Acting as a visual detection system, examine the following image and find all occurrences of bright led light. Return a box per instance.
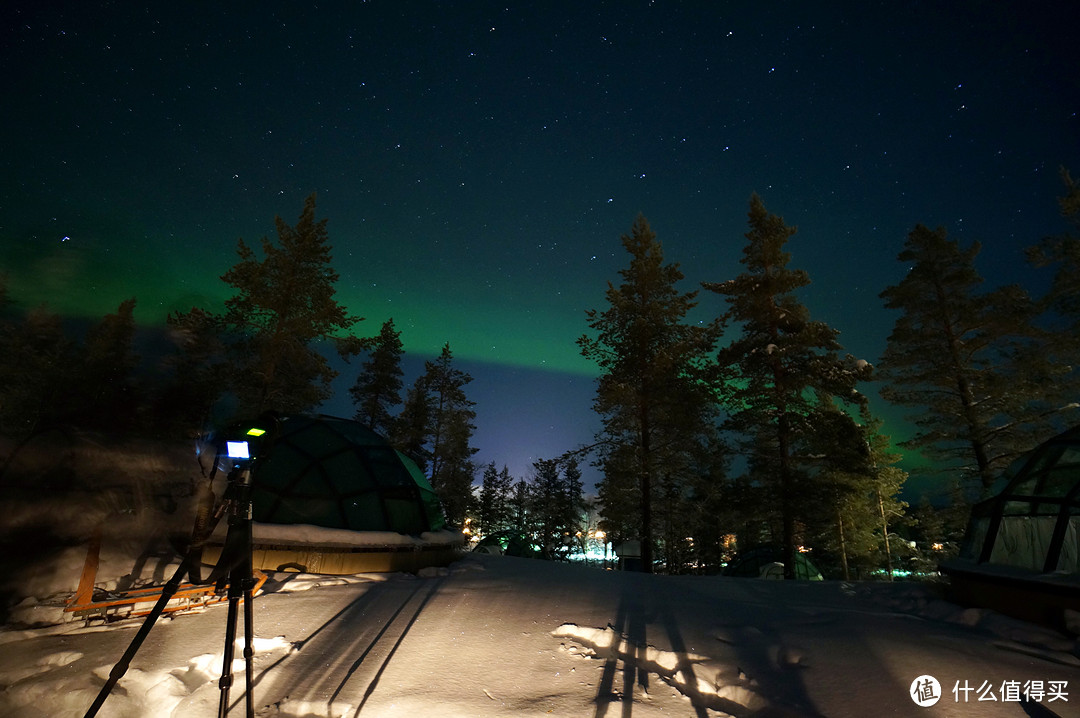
[226,441,250,459]
[246,427,266,436]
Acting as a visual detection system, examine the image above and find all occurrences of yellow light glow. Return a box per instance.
[246,427,266,437]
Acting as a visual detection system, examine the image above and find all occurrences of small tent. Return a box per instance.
[722,544,824,581]
[941,425,1080,629]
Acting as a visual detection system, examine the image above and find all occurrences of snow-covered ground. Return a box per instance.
[1,545,1078,718]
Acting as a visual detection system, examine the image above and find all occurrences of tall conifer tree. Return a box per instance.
[417,343,478,528]
[579,214,723,573]
[704,194,871,578]
[879,224,1064,490]
[350,318,404,436]
[477,462,514,538]
[217,193,361,417]
[392,381,432,469]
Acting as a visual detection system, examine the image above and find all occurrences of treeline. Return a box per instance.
[0,195,482,529]
[470,458,589,560]
[2,170,1077,579]
[577,170,1079,577]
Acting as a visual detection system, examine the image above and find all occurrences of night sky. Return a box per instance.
[2,2,1078,493]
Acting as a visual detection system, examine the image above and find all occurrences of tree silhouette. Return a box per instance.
[879,223,1068,490]
[350,318,404,436]
[704,194,871,578]
[477,462,514,538]
[579,214,723,573]
[395,343,478,528]
[217,193,362,417]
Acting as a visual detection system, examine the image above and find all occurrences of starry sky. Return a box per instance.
[2,2,1078,493]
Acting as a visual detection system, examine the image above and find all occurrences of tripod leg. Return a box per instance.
[217,593,240,718]
[84,558,188,718]
[243,585,255,718]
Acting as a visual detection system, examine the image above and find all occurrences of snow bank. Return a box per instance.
[238,522,464,550]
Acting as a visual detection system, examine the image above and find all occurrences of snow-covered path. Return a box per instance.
[1,554,1078,717]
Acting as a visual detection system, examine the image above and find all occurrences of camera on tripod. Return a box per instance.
[223,425,268,462]
[85,417,277,718]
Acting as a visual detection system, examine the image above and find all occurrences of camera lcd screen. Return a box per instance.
[226,441,250,459]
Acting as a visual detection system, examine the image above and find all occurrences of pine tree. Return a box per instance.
[562,456,585,539]
[477,462,514,538]
[578,215,724,573]
[417,343,478,528]
[865,422,910,579]
[391,380,432,470]
[703,194,871,579]
[350,318,404,436]
[683,449,733,573]
[530,459,565,559]
[511,479,533,539]
[878,224,1065,491]
[801,405,908,580]
[526,457,586,560]
[217,193,362,417]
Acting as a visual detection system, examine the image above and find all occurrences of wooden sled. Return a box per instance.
[64,529,266,622]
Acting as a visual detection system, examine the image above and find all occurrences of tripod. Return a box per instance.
[83,460,260,718]
[213,463,258,718]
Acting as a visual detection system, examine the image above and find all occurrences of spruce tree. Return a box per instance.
[801,405,907,580]
[509,478,533,552]
[417,343,478,528]
[391,380,432,470]
[530,458,565,559]
[703,194,871,579]
[878,224,1063,491]
[479,462,511,535]
[579,215,724,573]
[217,193,361,417]
[350,318,404,436]
[477,462,514,538]
[562,456,585,540]
[526,457,586,560]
